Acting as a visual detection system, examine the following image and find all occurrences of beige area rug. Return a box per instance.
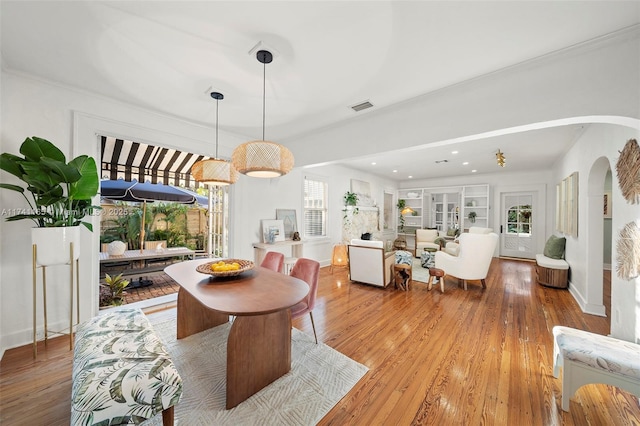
[143,309,368,425]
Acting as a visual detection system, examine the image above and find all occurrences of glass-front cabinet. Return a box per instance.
[430,191,461,232]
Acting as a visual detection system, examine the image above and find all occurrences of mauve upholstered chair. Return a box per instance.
[289,258,320,344]
[260,251,284,273]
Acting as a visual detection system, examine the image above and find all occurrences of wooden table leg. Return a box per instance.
[226,309,291,409]
[176,287,228,339]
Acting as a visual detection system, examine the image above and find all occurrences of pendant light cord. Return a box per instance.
[262,60,266,141]
[215,97,219,158]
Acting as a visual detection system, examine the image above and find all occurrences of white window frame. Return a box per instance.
[303,175,328,239]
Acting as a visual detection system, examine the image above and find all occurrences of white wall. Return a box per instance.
[553,123,640,342]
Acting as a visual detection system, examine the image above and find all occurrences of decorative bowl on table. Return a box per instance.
[196,259,254,277]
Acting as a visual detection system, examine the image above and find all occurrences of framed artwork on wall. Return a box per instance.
[604,191,612,218]
[276,209,298,239]
[261,219,285,243]
[555,172,579,237]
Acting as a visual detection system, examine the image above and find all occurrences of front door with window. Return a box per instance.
[500,192,536,259]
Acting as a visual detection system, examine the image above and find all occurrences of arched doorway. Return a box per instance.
[584,156,612,323]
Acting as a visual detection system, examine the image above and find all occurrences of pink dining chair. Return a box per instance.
[289,258,320,344]
[260,251,284,273]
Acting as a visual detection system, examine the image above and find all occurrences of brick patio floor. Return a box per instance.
[100,271,180,306]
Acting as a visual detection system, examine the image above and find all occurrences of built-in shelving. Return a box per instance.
[461,184,490,230]
[397,185,491,240]
[397,189,424,252]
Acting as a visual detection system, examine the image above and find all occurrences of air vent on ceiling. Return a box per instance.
[350,100,374,112]
[435,159,449,164]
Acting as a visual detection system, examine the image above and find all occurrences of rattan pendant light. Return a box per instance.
[192,92,238,185]
[232,50,294,178]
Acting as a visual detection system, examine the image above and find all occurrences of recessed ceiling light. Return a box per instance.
[451,151,458,154]
[392,170,398,173]
[471,169,477,173]
[408,176,413,179]
[371,162,376,165]
[463,161,469,165]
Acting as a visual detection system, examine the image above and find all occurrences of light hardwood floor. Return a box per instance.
[1,258,638,425]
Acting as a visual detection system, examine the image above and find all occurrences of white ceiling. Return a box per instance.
[2,1,638,181]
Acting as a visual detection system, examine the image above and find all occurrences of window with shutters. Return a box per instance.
[303,177,327,238]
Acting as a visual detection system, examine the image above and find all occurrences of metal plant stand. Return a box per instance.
[32,243,79,358]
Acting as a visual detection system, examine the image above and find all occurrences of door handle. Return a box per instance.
[500,225,503,233]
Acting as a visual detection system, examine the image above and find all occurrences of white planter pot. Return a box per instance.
[107,240,126,256]
[31,227,81,266]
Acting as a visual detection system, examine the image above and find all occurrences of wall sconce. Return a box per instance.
[496,149,506,167]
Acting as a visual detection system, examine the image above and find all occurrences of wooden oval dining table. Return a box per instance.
[164,258,309,409]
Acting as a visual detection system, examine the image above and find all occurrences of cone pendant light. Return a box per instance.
[232,50,294,178]
[192,92,238,185]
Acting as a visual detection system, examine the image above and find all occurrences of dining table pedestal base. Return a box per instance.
[176,286,294,409]
[227,310,292,409]
[177,288,228,339]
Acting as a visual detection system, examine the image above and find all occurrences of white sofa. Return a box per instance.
[444,226,493,256]
[347,239,395,287]
[435,232,499,290]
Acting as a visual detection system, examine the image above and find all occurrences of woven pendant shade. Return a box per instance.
[191,158,237,185]
[232,140,294,178]
[233,50,295,178]
[192,91,237,186]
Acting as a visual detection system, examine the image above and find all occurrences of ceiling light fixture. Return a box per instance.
[191,92,238,186]
[231,50,294,178]
[496,149,506,167]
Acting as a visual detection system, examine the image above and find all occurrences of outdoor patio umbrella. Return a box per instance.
[100,179,198,252]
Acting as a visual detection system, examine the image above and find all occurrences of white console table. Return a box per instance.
[252,240,304,266]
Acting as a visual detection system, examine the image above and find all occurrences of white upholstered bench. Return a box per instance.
[536,254,569,288]
[552,325,640,411]
[71,308,183,425]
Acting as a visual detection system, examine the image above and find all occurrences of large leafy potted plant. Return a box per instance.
[0,136,100,265]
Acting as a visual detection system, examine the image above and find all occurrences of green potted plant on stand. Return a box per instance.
[0,136,100,265]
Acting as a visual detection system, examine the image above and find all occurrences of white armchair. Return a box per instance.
[435,232,498,290]
[348,239,395,287]
[416,229,441,252]
[444,226,493,256]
